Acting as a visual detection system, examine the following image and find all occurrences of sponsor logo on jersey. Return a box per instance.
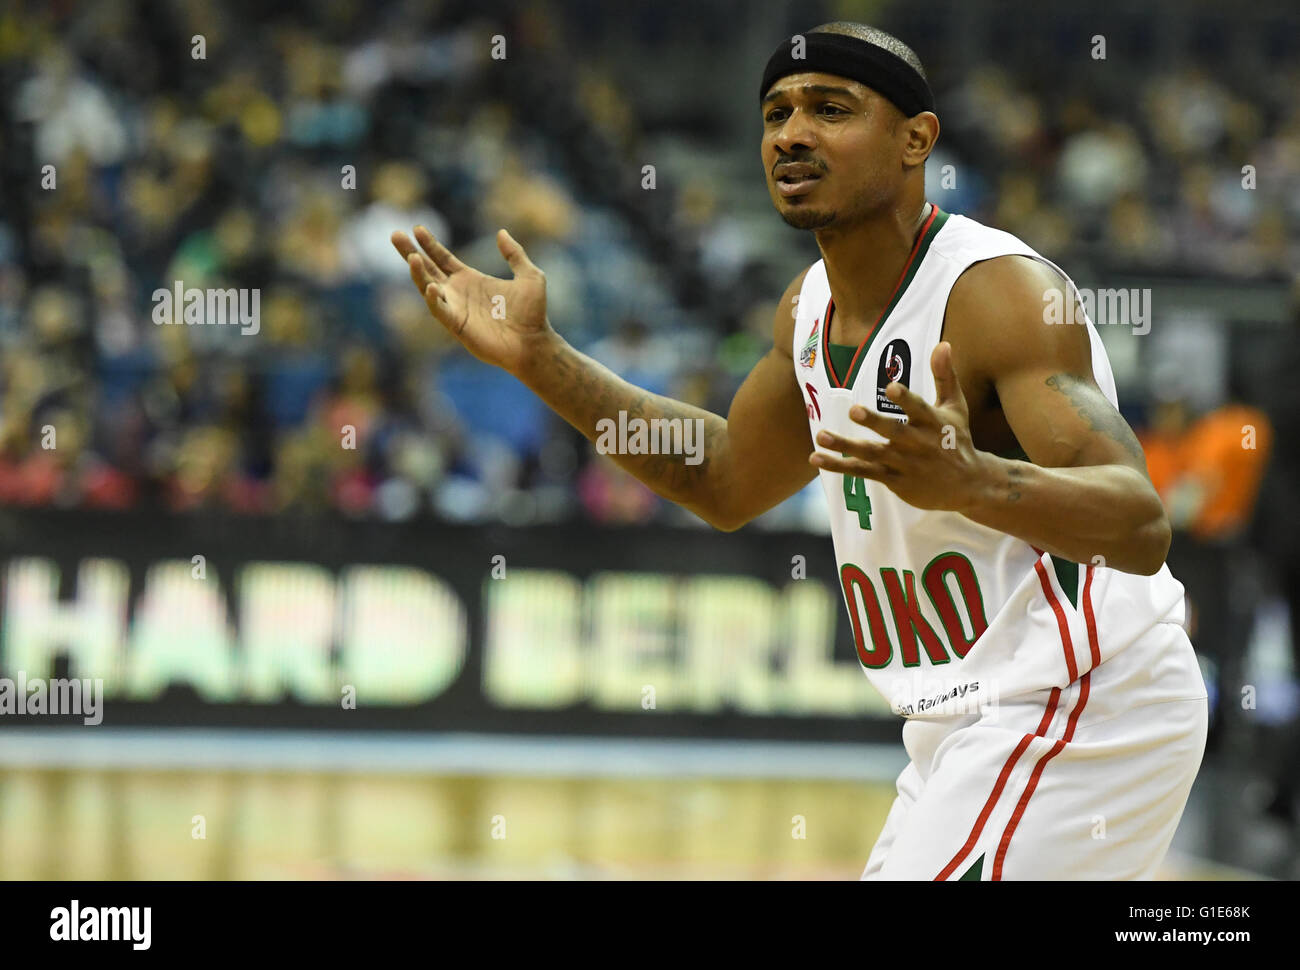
[804,382,820,420]
[876,339,912,414]
[799,319,820,369]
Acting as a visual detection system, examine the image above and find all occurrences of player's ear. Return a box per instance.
[902,111,939,167]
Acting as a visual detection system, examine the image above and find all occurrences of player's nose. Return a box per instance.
[770,109,818,156]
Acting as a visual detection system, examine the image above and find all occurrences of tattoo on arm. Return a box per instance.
[1043,373,1146,463]
[547,340,721,498]
[1005,461,1023,502]
[625,388,718,491]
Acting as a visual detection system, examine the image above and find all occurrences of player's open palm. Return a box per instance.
[391,225,548,375]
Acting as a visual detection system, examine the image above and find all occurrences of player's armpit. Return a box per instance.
[706,266,819,530]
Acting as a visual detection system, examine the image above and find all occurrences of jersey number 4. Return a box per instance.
[842,463,872,530]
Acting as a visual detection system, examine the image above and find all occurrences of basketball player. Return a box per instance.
[391,22,1208,880]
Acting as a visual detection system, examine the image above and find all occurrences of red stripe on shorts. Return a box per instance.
[992,673,1091,879]
[991,563,1102,878]
[934,685,1061,881]
[1035,557,1078,682]
[1081,563,1101,668]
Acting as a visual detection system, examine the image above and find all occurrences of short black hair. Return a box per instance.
[809,21,928,83]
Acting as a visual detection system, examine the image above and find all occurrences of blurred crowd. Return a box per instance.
[927,62,1300,279]
[1,0,1297,529]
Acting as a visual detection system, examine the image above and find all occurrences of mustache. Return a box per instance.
[772,155,827,175]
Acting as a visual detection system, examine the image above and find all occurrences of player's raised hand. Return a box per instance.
[391,226,550,375]
[809,341,985,513]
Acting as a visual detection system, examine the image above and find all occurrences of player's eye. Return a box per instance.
[764,107,787,122]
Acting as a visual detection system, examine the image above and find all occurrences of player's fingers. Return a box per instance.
[931,342,968,414]
[421,280,467,336]
[815,430,890,464]
[391,230,418,260]
[420,279,443,316]
[808,452,892,480]
[496,228,543,279]
[883,382,941,430]
[407,252,445,293]
[414,225,467,275]
[394,232,445,286]
[847,404,907,439]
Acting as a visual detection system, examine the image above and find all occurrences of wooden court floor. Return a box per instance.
[0,768,1249,880]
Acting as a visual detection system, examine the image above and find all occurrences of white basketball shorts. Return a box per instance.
[862,620,1208,880]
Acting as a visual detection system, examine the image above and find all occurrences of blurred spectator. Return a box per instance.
[576,452,659,525]
[1141,390,1274,761]
[585,316,679,397]
[16,46,128,166]
[342,161,451,280]
[1142,398,1273,542]
[1057,120,1148,212]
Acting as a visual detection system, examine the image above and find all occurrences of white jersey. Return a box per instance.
[795,204,1199,720]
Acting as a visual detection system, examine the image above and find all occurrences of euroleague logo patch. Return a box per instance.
[876,339,911,414]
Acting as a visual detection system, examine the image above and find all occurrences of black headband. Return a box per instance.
[760,32,935,118]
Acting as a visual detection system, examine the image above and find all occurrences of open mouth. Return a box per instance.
[769,165,821,197]
[776,173,821,197]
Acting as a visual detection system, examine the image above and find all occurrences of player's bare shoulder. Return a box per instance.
[772,264,814,359]
[943,254,1091,383]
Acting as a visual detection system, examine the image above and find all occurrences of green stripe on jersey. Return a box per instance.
[827,343,857,383]
[1050,555,1080,610]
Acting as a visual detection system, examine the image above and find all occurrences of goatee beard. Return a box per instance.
[780,207,837,230]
